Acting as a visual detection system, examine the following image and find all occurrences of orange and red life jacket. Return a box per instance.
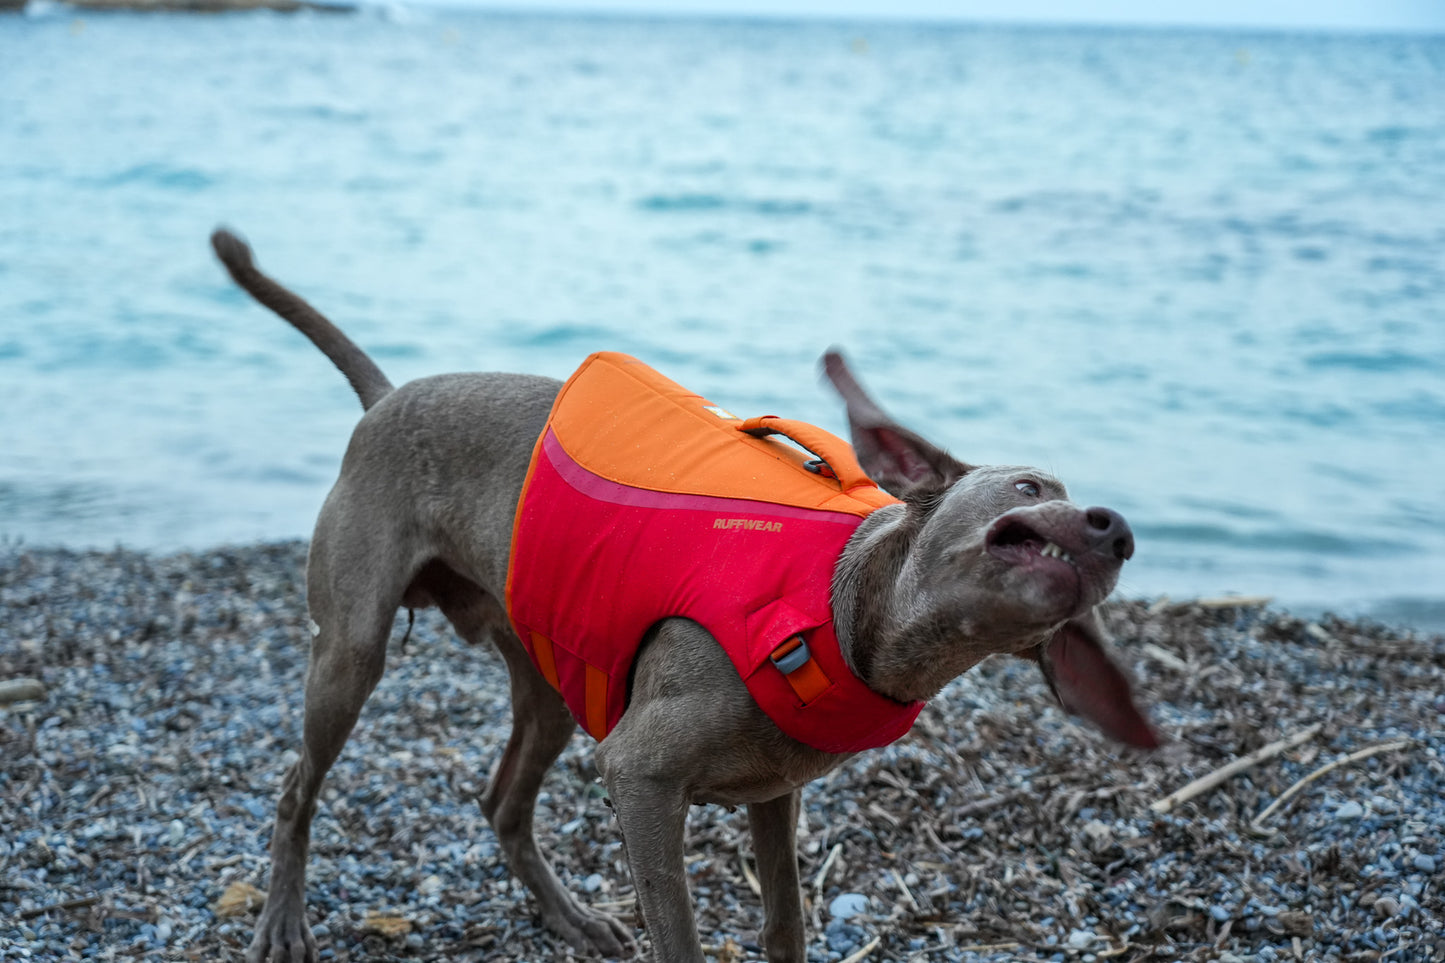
[505,352,923,753]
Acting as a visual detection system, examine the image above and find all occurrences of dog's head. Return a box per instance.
[824,351,1158,749]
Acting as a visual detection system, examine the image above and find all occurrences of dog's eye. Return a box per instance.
[1015,480,1040,497]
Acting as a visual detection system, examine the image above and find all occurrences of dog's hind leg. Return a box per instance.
[748,790,807,963]
[426,569,635,958]
[247,522,420,963]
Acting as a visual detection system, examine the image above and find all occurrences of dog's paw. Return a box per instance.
[547,901,635,958]
[246,904,319,963]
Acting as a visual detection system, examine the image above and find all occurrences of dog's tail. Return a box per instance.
[210,227,395,411]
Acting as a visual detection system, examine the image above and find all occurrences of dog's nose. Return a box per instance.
[1084,507,1134,561]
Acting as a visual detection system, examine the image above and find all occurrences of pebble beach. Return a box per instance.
[1,541,1441,961]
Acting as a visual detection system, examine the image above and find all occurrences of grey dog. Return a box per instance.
[211,227,1157,963]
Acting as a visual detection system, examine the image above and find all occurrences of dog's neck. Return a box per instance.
[833,500,1029,704]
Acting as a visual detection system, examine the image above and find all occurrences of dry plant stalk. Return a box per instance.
[1150,723,1324,814]
[212,881,266,918]
[361,912,413,937]
[701,937,744,961]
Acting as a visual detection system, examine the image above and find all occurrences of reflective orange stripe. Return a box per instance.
[584,664,610,740]
[531,631,560,691]
[772,637,832,704]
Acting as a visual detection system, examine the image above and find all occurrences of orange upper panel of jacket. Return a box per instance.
[505,352,924,753]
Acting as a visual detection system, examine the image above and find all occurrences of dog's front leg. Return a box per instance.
[748,791,807,963]
[602,769,701,962]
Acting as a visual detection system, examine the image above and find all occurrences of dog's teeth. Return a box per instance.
[1039,542,1073,562]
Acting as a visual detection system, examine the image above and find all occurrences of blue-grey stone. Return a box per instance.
[828,892,869,920]
[824,919,866,953]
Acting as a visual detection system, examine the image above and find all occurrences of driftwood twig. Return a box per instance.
[955,943,1021,954]
[838,935,883,963]
[1251,739,1412,829]
[1190,595,1274,610]
[1140,643,1190,672]
[813,842,843,897]
[0,678,47,705]
[1150,723,1323,814]
[19,894,102,920]
[738,853,762,898]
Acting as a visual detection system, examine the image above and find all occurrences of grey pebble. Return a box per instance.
[1335,801,1365,820]
[824,919,866,953]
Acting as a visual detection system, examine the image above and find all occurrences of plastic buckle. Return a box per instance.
[803,459,837,479]
[770,635,811,675]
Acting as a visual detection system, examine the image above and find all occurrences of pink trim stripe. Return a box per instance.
[542,429,862,526]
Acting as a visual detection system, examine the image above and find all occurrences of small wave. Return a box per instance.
[370,342,425,361]
[249,465,331,486]
[1175,496,1280,522]
[1138,522,1412,557]
[503,322,617,350]
[636,193,814,217]
[1374,393,1445,421]
[1304,349,1436,374]
[265,103,370,124]
[658,230,785,256]
[41,335,172,372]
[354,0,424,24]
[1083,364,1152,385]
[1360,597,1445,634]
[93,163,218,192]
[0,479,125,525]
[1365,125,1417,146]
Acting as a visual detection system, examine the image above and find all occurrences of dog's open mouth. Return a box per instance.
[985,516,1075,568]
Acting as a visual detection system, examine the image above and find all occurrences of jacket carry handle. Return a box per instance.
[737,415,874,492]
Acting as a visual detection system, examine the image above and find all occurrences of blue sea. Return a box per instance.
[1,5,1442,629]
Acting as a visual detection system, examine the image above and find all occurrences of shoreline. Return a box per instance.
[2,541,1442,960]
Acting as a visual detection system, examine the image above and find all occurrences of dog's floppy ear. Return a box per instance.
[821,350,973,497]
[1029,610,1160,748]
